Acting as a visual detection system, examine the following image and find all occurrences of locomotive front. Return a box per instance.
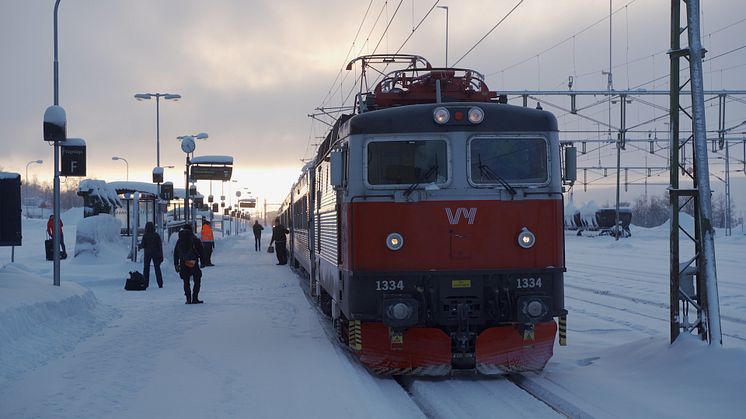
[331,102,566,375]
[303,56,568,375]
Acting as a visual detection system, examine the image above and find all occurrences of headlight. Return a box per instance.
[389,303,412,320]
[517,296,551,323]
[517,227,536,249]
[468,107,485,124]
[386,232,404,251]
[433,107,450,124]
[383,298,419,327]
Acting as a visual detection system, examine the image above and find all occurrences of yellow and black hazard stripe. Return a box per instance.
[370,365,450,376]
[559,315,567,346]
[348,320,362,351]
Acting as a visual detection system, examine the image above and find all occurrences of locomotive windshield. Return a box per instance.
[367,139,448,185]
[469,137,548,185]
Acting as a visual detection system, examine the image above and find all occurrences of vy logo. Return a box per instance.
[445,208,477,225]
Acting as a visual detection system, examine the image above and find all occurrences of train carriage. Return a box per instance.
[280,55,571,375]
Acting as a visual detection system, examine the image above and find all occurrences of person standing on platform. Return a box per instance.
[252,220,264,252]
[200,219,215,267]
[174,225,205,304]
[269,218,289,265]
[139,221,164,288]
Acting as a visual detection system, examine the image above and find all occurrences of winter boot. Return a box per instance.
[192,291,203,304]
[185,294,192,304]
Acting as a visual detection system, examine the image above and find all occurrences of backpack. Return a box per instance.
[180,244,198,268]
[125,271,147,291]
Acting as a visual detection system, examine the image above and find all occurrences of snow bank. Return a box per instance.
[547,335,746,417]
[74,214,122,259]
[0,263,117,384]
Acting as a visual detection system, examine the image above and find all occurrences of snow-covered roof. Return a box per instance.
[0,172,20,179]
[43,105,66,125]
[190,155,234,165]
[107,181,203,199]
[63,138,86,146]
[108,181,158,195]
[77,179,122,208]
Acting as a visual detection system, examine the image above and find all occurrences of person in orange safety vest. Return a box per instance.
[200,219,215,267]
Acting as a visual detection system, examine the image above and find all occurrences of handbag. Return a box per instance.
[267,245,275,253]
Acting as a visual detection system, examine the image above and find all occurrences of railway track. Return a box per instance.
[566,288,746,343]
[395,373,594,419]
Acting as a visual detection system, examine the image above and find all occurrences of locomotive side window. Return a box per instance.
[469,137,548,185]
[367,140,448,185]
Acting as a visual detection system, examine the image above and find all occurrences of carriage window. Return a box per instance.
[367,140,448,185]
[469,138,548,184]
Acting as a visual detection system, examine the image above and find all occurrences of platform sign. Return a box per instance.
[0,173,21,246]
[212,203,219,212]
[160,182,174,200]
[190,165,232,181]
[60,144,86,176]
[239,199,256,208]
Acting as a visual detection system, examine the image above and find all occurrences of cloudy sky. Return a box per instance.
[1,0,744,206]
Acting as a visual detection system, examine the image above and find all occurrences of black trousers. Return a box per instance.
[143,254,163,288]
[254,234,261,251]
[275,241,288,265]
[202,242,214,266]
[180,266,202,300]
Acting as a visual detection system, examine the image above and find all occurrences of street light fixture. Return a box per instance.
[112,156,129,180]
[134,92,181,168]
[177,133,208,225]
[437,5,449,67]
[25,160,43,218]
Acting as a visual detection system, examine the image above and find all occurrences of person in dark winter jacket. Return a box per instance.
[173,225,205,304]
[252,220,264,252]
[138,221,164,288]
[269,218,289,265]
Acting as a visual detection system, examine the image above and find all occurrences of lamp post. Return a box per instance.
[136,92,180,238]
[134,93,181,168]
[52,0,63,286]
[111,156,129,180]
[177,133,208,226]
[437,5,449,67]
[25,160,43,218]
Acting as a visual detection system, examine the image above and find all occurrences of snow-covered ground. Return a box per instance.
[1,211,745,418]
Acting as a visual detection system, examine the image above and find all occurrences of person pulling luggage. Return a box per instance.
[269,218,289,265]
[46,214,67,258]
[174,224,205,304]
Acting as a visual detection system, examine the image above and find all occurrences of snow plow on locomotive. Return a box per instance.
[280,55,572,376]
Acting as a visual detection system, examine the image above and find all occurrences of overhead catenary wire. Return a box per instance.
[488,0,638,77]
[321,1,390,110]
[319,0,376,110]
[451,0,525,67]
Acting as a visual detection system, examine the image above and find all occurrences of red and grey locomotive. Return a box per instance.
[278,55,569,375]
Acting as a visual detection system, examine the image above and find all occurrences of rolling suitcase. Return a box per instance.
[45,238,67,260]
[45,239,54,261]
